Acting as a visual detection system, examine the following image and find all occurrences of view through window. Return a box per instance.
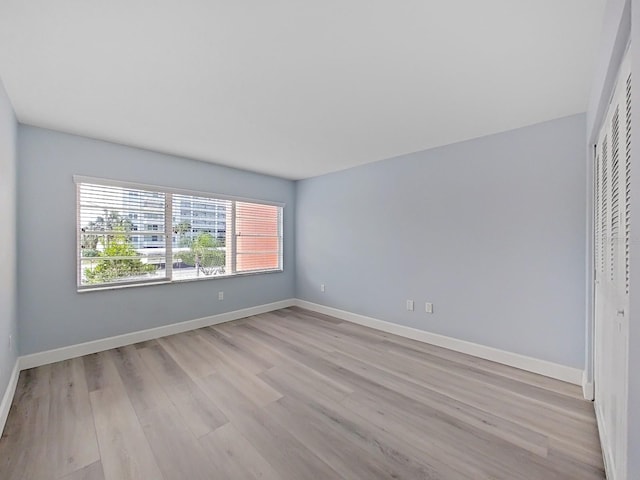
[77,178,283,289]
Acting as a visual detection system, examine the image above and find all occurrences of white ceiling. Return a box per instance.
[0,0,605,180]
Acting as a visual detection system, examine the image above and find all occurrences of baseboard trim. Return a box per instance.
[294,300,584,386]
[18,299,296,370]
[582,371,595,401]
[0,361,20,437]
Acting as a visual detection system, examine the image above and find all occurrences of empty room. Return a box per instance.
[0,0,637,479]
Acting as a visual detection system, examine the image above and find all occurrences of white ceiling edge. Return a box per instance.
[16,109,586,182]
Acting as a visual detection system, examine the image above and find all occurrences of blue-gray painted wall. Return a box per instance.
[296,114,587,368]
[0,77,18,394]
[17,125,296,354]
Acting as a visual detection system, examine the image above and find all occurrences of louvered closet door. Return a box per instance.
[594,49,631,480]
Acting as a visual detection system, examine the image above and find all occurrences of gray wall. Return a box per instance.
[296,114,586,368]
[0,77,18,395]
[17,126,296,354]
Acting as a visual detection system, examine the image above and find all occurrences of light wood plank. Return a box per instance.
[156,334,218,379]
[199,423,281,480]
[88,355,164,480]
[108,346,173,413]
[58,461,105,480]
[137,343,228,438]
[200,326,273,374]
[0,393,51,480]
[47,359,100,478]
[195,372,341,479]
[136,405,219,480]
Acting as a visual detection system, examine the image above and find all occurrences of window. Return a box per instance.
[235,201,282,273]
[76,176,284,290]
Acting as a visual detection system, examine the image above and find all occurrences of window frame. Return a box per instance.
[75,175,285,292]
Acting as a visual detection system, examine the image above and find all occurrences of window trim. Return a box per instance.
[75,175,285,292]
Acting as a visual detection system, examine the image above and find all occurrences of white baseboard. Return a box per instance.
[0,360,20,437]
[582,370,595,401]
[18,299,296,370]
[294,300,584,386]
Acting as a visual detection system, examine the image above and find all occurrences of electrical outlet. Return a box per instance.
[321,284,325,292]
[425,302,434,314]
[406,300,414,311]
[218,291,224,301]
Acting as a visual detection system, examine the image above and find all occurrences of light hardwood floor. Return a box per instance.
[0,307,604,479]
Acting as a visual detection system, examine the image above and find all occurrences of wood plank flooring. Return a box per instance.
[0,307,604,479]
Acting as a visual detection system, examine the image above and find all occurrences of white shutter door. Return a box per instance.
[594,50,631,480]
